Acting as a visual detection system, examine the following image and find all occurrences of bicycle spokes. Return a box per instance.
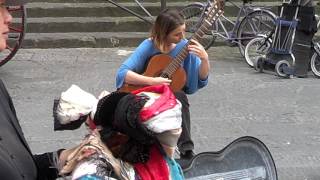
[0,5,26,66]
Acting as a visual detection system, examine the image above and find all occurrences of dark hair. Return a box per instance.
[150,9,185,52]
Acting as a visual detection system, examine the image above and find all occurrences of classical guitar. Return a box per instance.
[120,0,224,92]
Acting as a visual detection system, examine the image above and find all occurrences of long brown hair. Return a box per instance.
[150,9,185,52]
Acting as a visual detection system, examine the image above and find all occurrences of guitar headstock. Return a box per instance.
[204,0,225,25]
[186,0,225,45]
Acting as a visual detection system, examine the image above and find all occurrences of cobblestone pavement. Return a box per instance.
[1,46,320,180]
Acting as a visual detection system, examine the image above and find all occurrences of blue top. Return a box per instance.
[116,39,208,94]
[165,156,184,180]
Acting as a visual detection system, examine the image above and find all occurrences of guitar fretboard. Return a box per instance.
[161,2,223,78]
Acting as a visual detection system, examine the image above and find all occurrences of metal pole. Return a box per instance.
[107,0,153,25]
[161,0,166,11]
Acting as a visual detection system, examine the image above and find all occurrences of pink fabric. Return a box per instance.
[134,145,169,180]
[132,84,177,122]
[142,100,182,133]
[87,116,96,130]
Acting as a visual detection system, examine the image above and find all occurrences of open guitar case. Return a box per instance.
[180,136,278,180]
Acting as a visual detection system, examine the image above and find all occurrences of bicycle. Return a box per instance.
[180,0,277,56]
[245,34,320,78]
[0,5,27,67]
[244,31,273,67]
[245,14,320,78]
[310,40,320,77]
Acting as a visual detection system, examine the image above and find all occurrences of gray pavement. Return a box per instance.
[1,46,320,180]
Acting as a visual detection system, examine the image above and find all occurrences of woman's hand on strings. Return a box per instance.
[188,39,210,79]
[188,39,209,62]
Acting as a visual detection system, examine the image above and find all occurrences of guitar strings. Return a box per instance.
[162,1,222,79]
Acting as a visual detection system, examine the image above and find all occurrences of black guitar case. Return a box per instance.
[182,136,277,180]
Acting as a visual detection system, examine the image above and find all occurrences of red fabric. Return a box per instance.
[134,145,169,180]
[87,116,96,130]
[132,84,177,122]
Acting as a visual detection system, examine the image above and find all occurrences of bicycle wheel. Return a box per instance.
[180,3,215,50]
[237,9,276,57]
[310,48,320,78]
[244,36,271,67]
[0,5,26,67]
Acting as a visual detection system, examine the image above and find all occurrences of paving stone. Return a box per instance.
[1,46,320,179]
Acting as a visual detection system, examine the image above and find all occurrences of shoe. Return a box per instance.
[180,150,195,160]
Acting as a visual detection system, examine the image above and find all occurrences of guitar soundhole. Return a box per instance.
[161,73,169,78]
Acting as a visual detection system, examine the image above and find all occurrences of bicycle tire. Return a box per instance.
[310,50,320,78]
[244,36,272,67]
[237,9,276,57]
[0,5,27,67]
[180,3,215,50]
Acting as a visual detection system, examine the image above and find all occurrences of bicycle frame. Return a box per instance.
[257,12,320,55]
[212,0,252,41]
[313,41,320,55]
[213,0,273,44]
[312,14,320,56]
[106,0,167,25]
[0,5,26,67]
[249,25,320,63]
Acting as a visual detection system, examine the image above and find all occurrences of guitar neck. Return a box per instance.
[161,0,223,78]
[161,20,212,78]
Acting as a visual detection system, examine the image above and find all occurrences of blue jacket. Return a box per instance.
[116,39,208,94]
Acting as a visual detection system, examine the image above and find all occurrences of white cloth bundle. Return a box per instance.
[137,91,182,133]
[143,100,182,133]
[56,84,98,124]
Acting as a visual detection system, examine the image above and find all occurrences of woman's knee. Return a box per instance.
[174,91,189,107]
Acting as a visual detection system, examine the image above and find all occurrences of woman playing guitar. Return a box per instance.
[116,8,210,165]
